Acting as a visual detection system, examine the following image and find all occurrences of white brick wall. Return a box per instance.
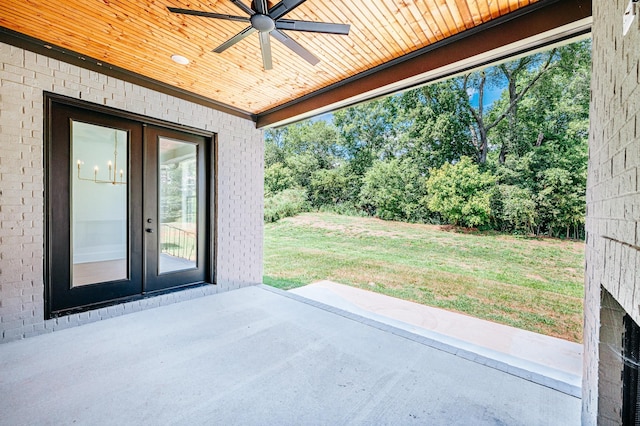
[584,0,640,422]
[0,42,264,343]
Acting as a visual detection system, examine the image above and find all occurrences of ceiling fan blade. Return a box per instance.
[268,0,307,20]
[229,0,255,16]
[271,30,319,66]
[167,7,249,23]
[276,20,350,35]
[259,32,273,70]
[213,26,257,53]
[254,0,269,15]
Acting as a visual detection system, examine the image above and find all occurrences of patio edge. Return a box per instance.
[259,284,581,398]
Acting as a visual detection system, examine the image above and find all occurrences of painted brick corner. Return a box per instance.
[583,0,640,422]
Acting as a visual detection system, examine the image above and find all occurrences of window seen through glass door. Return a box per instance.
[71,121,128,287]
[158,137,198,274]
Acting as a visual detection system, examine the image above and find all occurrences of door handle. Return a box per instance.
[145,228,154,233]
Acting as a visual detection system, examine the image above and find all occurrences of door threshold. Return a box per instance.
[49,282,211,318]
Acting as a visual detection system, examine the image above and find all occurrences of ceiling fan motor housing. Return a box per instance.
[251,14,276,32]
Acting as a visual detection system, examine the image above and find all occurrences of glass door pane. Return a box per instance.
[71,121,128,287]
[158,138,198,274]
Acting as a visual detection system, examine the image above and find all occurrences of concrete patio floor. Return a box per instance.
[0,285,580,425]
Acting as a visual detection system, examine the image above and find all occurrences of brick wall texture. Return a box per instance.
[584,0,640,423]
[0,42,264,343]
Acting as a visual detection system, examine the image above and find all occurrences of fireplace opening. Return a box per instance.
[623,314,640,425]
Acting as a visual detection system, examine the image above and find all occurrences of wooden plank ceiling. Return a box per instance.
[0,0,540,115]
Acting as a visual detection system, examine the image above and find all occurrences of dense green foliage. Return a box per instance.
[425,157,496,227]
[264,40,591,237]
[263,188,310,223]
[360,159,429,221]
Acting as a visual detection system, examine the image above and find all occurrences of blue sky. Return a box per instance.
[310,112,333,122]
[467,84,504,109]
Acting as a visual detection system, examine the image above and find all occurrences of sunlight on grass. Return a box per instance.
[264,212,585,342]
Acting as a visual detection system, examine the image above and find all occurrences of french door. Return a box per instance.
[46,96,212,317]
[143,126,207,292]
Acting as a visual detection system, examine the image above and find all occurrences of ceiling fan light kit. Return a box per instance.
[168,0,351,70]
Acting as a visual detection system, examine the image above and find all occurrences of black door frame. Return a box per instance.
[44,92,217,318]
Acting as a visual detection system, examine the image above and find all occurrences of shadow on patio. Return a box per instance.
[0,285,580,425]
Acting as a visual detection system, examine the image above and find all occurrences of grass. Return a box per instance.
[263,212,585,342]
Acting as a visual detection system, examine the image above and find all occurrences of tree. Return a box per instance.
[425,157,496,227]
[487,40,591,164]
[488,40,590,236]
[395,81,474,172]
[333,98,397,175]
[262,40,591,236]
[264,120,342,169]
[459,43,588,164]
[492,185,538,233]
[264,127,287,167]
[264,119,344,196]
[280,120,342,169]
[284,153,320,188]
[536,167,585,238]
[308,165,359,207]
[359,159,428,221]
[264,163,296,195]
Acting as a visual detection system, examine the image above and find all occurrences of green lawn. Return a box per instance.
[264,212,585,342]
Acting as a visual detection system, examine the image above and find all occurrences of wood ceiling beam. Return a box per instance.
[255,0,592,128]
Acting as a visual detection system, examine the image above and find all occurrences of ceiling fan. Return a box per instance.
[168,0,351,70]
